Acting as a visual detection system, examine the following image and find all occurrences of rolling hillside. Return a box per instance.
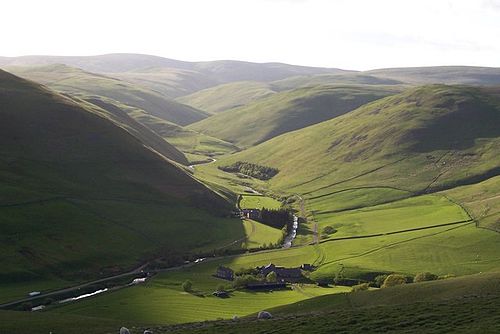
[77,96,188,165]
[4,64,208,126]
[189,85,400,147]
[177,81,276,114]
[216,85,500,195]
[84,97,239,162]
[159,271,500,334]
[0,70,244,301]
[0,53,350,97]
[271,73,404,91]
[367,66,500,85]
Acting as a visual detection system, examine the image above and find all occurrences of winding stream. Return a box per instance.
[283,215,299,248]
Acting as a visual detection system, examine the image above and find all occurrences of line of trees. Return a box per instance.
[258,208,293,230]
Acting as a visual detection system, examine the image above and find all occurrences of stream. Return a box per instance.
[283,215,298,248]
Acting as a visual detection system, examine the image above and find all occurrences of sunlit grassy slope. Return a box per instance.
[271,73,404,91]
[215,85,500,195]
[161,272,500,334]
[46,186,500,327]
[189,85,399,147]
[442,175,500,231]
[368,66,500,85]
[177,81,276,114]
[239,195,282,210]
[0,70,244,301]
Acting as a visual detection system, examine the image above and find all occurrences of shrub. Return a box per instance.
[266,271,277,283]
[374,274,389,287]
[182,280,193,292]
[414,272,439,283]
[322,226,337,235]
[216,284,226,292]
[351,283,370,292]
[382,274,407,288]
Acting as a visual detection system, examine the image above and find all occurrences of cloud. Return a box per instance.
[483,0,500,10]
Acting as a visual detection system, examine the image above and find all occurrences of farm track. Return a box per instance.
[0,262,150,309]
[318,219,473,245]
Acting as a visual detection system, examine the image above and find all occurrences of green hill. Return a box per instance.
[177,81,276,114]
[0,70,244,302]
[84,97,239,162]
[216,85,500,195]
[367,66,500,85]
[4,64,209,126]
[158,271,500,334]
[109,67,218,99]
[271,73,404,91]
[0,54,350,98]
[78,96,188,165]
[189,85,399,147]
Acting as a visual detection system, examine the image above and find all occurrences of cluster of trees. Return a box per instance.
[258,208,293,230]
[219,161,279,180]
[348,272,445,292]
[232,268,278,289]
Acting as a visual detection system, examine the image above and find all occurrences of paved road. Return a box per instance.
[0,262,150,309]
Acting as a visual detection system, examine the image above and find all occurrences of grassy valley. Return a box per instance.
[1,54,499,334]
[213,85,500,195]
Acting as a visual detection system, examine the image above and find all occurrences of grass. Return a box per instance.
[442,175,500,231]
[47,192,500,325]
[241,220,283,249]
[177,81,276,114]
[214,85,500,195]
[0,70,244,302]
[271,73,404,91]
[53,277,349,325]
[0,310,128,334]
[188,85,398,147]
[6,64,209,126]
[239,195,282,210]
[124,108,239,160]
[314,195,469,239]
[367,66,500,85]
[155,272,500,334]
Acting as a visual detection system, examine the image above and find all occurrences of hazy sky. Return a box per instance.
[2,0,500,70]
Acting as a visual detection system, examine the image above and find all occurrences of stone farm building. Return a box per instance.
[258,263,304,283]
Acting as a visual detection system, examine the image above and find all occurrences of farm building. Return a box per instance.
[241,209,261,220]
[214,266,235,281]
[257,263,304,283]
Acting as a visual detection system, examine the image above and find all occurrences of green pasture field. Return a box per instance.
[239,195,282,210]
[241,220,283,249]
